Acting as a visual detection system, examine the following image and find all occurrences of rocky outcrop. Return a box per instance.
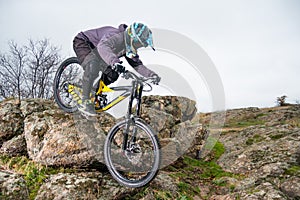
[1,96,201,169]
[1,98,300,199]
[208,105,300,199]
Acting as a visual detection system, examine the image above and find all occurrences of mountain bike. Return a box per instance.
[53,57,161,187]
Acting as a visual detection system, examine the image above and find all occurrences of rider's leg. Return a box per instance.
[82,55,102,100]
[73,37,108,116]
[79,53,107,116]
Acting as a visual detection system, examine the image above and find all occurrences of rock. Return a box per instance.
[238,182,286,200]
[35,172,103,200]
[280,177,300,199]
[141,107,176,138]
[172,121,204,157]
[157,121,204,167]
[0,134,27,156]
[20,98,116,168]
[142,95,197,122]
[209,194,234,200]
[151,171,178,196]
[0,171,29,200]
[24,109,112,167]
[218,125,300,175]
[100,174,135,199]
[20,98,57,117]
[0,99,24,147]
[159,137,181,167]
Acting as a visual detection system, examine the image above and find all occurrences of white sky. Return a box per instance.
[1,0,299,111]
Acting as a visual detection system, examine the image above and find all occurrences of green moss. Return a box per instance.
[154,191,173,200]
[201,139,225,161]
[212,178,227,186]
[256,113,266,117]
[0,156,47,199]
[0,155,78,200]
[182,142,232,179]
[173,141,242,198]
[211,141,226,160]
[177,195,190,200]
[289,118,300,127]
[225,118,265,128]
[170,172,188,179]
[246,134,264,145]
[177,181,200,200]
[229,184,236,192]
[269,133,287,140]
[285,165,300,176]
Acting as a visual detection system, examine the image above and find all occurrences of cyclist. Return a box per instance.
[73,22,161,116]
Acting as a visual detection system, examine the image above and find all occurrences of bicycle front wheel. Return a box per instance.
[104,119,161,188]
[53,57,83,113]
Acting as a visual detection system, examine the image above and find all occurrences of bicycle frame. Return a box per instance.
[67,78,144,117]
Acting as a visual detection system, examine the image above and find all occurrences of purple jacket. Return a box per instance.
[76,24,155,77]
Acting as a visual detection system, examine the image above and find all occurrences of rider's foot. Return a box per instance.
[78,99,97,117]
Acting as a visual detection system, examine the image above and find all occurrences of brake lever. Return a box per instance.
[122,70,130,79]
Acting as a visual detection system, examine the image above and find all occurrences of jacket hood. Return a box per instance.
[118,24,128,31]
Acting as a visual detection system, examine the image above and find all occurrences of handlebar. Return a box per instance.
[122,70,159,85]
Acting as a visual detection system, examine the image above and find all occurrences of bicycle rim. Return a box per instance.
[53,57,83,113]
[104,119,160,188]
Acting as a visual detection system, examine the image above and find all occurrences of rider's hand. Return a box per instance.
[151,73,161,85]
[112,62,126,74]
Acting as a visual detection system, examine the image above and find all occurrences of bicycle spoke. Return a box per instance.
[105,120,160,187]
[53,57,83,113]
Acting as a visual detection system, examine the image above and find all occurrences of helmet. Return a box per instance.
[125,22,155,58]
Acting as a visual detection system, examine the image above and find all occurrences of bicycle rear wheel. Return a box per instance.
[104,119,161,188]
[53,57,83,113]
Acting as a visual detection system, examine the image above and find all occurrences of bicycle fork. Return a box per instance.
[122,80,143,151]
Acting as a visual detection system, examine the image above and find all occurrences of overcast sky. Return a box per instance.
[1,0,299,112]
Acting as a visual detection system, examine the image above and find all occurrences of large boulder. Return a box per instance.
[0,99,24,147]
[141,96,203,166]
[142,95,197,123]
[35,172,103,200]
[24,108,115,167]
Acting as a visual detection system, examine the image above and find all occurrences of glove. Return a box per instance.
[102,66,119,85]
[112,63,126,74]
[151,74,161,85]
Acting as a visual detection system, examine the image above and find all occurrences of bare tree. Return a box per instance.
[0,39,62,100]
[25,39,61,99]
[0,41,27,101]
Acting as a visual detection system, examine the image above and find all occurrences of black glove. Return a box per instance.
[112,63,126,74]
[101,66,119,85]
[151,74,161,85]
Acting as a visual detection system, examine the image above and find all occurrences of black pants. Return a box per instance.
[73,37,118,100]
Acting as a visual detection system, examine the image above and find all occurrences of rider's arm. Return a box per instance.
[97,33,122,66]
[125,55,156,77]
